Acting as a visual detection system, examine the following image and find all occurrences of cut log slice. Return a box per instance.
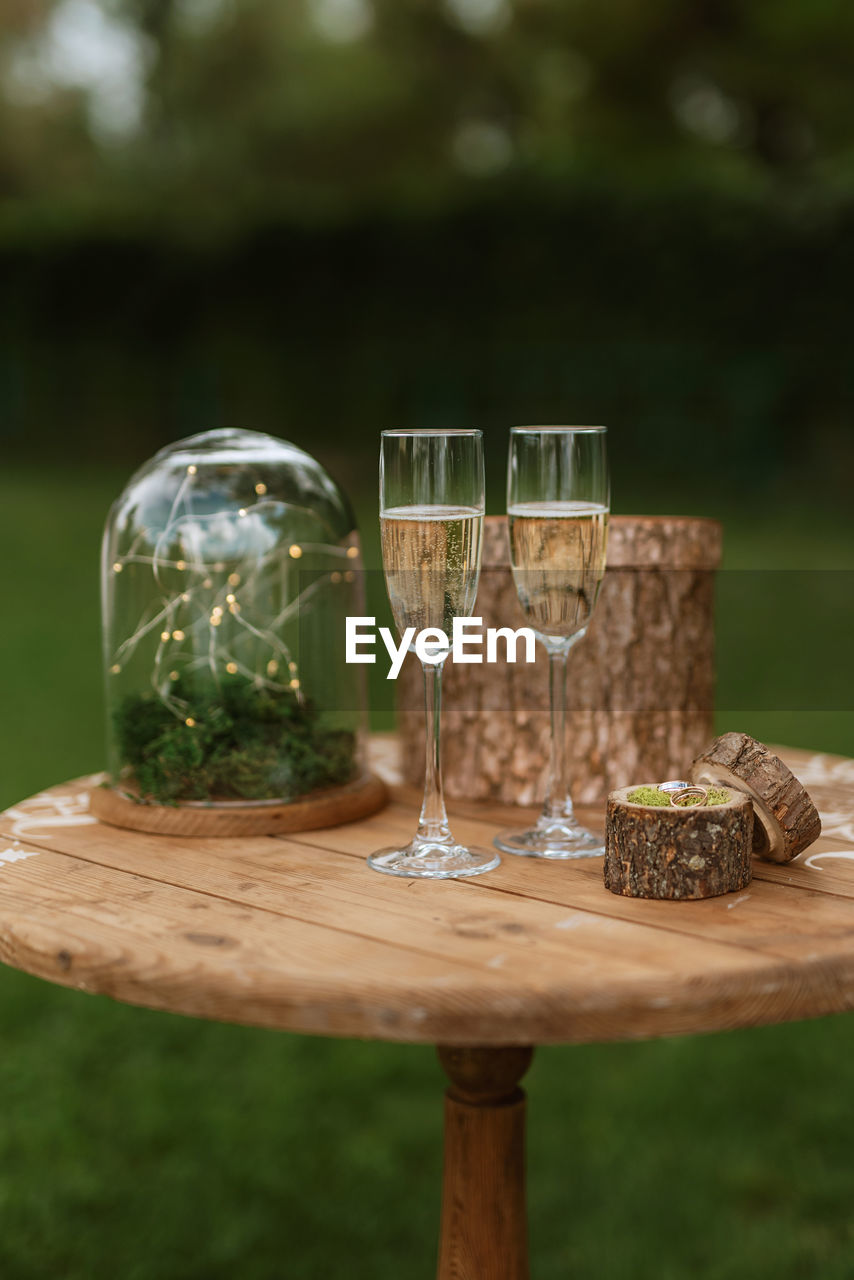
[604,785,753,900]
[691,732,821,864]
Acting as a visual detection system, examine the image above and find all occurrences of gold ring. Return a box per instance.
[670,786,708,807]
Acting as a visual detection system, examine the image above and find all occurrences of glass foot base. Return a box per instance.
[368,841,501,879]
[494,820,604,860]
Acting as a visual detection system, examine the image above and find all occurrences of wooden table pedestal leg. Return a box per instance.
[436,1045,534,1280]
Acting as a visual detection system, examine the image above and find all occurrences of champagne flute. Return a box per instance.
[368,430,501,878]
[495,426,609,859]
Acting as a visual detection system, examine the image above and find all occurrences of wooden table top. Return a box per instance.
[1,742,853,1046]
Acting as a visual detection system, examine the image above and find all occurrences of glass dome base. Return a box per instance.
[89,772,388,838]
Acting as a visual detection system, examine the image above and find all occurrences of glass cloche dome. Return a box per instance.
[97,429,376,828]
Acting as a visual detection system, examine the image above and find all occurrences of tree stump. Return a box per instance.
[396,515,722,806]
[691,732,822,863]
[604,785,753,899]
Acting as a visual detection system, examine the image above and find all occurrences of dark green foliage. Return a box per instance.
[114,675,356,804]
[3,201,852,513]
[5,1,854,237]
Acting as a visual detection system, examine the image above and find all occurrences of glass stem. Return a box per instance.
[417,658,451,844]
[543,642,573,823]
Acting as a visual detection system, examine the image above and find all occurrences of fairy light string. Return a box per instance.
[108,464,359,723]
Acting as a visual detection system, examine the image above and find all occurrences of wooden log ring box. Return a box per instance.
[604,786,753,901]
[604,732,822,900]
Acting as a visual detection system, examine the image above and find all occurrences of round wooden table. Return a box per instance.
[1,743,853,1279]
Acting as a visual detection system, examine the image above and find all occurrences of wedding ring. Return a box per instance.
[658,780,691,794]
[670,785,708,807]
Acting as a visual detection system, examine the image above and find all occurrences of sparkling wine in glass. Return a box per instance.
[368,430,500,878]
[495,426,609,859]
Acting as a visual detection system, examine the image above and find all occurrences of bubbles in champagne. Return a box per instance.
[508,501,608,637]
[381,505,483,643]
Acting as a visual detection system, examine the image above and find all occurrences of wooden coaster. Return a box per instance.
[604,784,754,899]
[691,732,821,863]
[89,771,388,837]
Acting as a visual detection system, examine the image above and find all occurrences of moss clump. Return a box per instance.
[114,675,356,804]
[627,785,730,807]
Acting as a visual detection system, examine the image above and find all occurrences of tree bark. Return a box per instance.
[604,785,753,899]
[397,515,722,806]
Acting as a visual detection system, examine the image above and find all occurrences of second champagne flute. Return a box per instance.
[368,429,500,878]
[495,425,609,859]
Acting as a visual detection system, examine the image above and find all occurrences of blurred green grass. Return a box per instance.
[1,465,853,1279]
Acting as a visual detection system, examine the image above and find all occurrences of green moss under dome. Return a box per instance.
[114,675,356,804]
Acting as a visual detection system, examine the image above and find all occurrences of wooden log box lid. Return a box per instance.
[481,514,723,571]
[691,732,822,864]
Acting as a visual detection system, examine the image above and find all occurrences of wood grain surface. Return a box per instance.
[0,744,853,1046]
[436,1046,533,1280]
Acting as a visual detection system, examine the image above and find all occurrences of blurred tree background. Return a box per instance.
[1,4,853,1278]
[1,0,853,501]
